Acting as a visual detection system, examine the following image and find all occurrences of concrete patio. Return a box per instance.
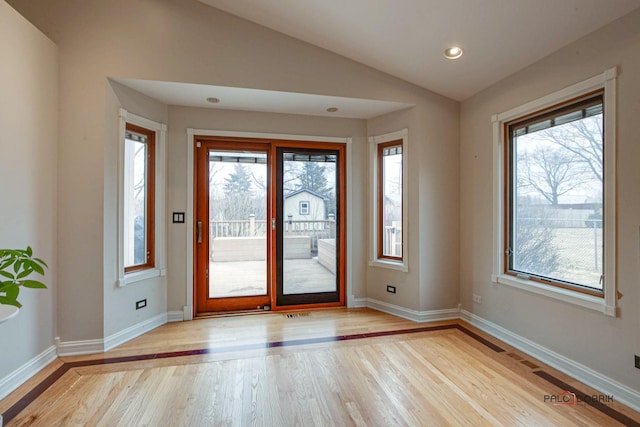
[209,258,336,298]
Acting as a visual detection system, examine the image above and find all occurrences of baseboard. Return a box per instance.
[57,313,168,356]
[167,311,184,322]
[183,305,193,321]
[348,296,368,308]
[104,313,168,352]
[0,345,57,400]
[460,309,640,413]
[55,337,104,357]
[366,298,460,323]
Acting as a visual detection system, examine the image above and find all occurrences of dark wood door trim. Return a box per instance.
[194,139,271,314]
[193,136,346,315]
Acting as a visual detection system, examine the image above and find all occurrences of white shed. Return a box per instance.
[284,189,329,221]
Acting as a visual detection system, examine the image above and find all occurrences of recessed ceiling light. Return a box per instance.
[206,97,220,104]
[444,46,463,60]
[326,107,339,113]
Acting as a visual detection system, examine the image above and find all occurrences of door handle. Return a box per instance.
[271,218,276,230]
[197,220,203,243]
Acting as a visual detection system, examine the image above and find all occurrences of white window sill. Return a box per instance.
[491,274,615,317]
[118,268,166,287]
[369,259,408,272]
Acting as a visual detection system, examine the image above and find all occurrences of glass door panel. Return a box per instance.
[208,151,268,298]
[195,138,345,314]
[276,148,341,306]
[195,142,270,313]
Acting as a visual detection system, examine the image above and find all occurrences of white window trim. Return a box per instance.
[368,128,409,272]
[491,68,617,316]
[299,201,310,215]
[117,109,167,287]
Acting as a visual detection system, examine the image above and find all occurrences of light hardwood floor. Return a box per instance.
[1,308,639,426]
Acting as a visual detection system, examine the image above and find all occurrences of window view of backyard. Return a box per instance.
[380,143,402,259]
[123,128,153,270]
[208,151,337,299]
[208,151,268,298]
[282,153,337,295]
[510,97,604,290]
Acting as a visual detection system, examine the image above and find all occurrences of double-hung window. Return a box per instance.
[493,68,617,315]
[369,129,408,271]
[299,201,310,215]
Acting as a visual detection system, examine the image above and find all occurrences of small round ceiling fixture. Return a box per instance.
[206,97,221,104]
[326,107,339,113]
[444,46,463,60]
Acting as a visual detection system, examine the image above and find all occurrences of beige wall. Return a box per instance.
[103,82,169,337]
[0,1,58,381]
[460,9,640,391]
[4,0,640,403]
[6,0,460,341]
[166,106,370,309]
[367,103,460,312]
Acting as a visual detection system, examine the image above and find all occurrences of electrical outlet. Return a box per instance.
[635,355,640,369]
[136,299,147,310]
[386,285,396,294]
[473,294,482,304]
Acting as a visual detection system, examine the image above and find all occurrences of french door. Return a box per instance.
[195,137,345,314]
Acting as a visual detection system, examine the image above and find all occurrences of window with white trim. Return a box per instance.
[124,123,155,272]
[299,201,310,215]
[492,68,617,315]
[378,141,403,260]
[117,110,167,286]
[369,129,408,271]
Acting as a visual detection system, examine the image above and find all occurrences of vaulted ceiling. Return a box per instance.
[197,0,640,101]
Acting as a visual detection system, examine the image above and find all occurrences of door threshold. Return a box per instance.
[195,308,272,319]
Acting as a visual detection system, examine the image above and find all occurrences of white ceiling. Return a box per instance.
[111,78,414,120]
[197,0,640,101]
[115,0,640,119]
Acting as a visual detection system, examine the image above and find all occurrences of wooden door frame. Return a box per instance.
[194,137,272,314]
[192,135,346,316]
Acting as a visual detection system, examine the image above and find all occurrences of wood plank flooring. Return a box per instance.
[1,308,639,426]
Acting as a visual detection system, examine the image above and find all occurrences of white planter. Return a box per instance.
[0,305,19,324]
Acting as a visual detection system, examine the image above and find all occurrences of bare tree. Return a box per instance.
[513,209,560,275]
[517,146,588,205]
[538,118,603,183]
[209,163,222,186]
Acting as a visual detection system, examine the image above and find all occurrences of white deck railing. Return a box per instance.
[209,217,336,254]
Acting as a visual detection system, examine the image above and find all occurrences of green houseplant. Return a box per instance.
[0,247,48,308]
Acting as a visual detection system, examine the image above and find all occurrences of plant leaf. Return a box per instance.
[0,270,15,280]
[31,263,45,275]
[17,268,34,279]
[21,280,47,289]
[3,284,20,300]
[26,246,33,257]
[0,259,14,270]
[34,258,49,268]
[0,296,21,308]
[0,281,15,291]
